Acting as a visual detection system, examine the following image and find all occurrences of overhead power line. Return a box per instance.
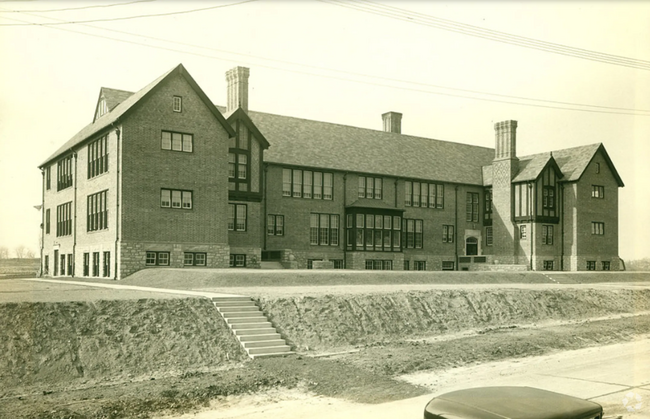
[0,0,257,25]
[1,9,648,116]
[320,0,650,71]
[0,0,154,13]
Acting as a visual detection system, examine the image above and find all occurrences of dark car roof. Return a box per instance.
[424,387,602,419]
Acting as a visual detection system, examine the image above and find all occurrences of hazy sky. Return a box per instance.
[1,1,648,260]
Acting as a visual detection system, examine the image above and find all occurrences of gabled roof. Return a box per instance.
[512,153,562,183]
[222,107,270,150]
[93,87,134,122]
[245,110,495,185]
[40,64,235,168]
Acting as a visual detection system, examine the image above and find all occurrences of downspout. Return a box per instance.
[72,150,78,277]
[40,168,45,277]
[343,172,347,269]
[560,183,565,271]
[263,164,268,252]
[454,185,459,270]
[113,125,121,280]
[528,182,533,271]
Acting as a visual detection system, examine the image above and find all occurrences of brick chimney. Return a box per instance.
[382,111,402,134]
[226,66,250,113]
[494,120,517,160]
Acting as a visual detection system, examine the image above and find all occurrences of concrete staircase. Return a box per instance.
[259,261,284,269]
[212,296,294,359]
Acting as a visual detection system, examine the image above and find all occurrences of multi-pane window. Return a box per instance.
[146,251,170,266]
[358,176,382,199]
[405,181,444,208]
[485,226,493,246]
[173,96,182,112]
[46,166,51,190]
[602,261,611,271]
[586,261,596,271]
[414,261,426,271]
[230,254,246,267]
[484,189,492,222]
[267,215,284,236]
[404,260,410,271]
[184,252,207,266]
[519,225,527,239]
[57,155,73,191]
[83,253,90,276]
[348,213,400,252]
[543,187,555,209]
[103,251,110,277]
[365,260,393,270]
[443,225,455,243]
[88,135,108,178]
[44,255,49,275]
[309,213,339,246]
[161,189,192,209]
[67,254,73,276]
[283,169,333,200]
[542,225,553,245]
[87,190,108,232]
[333,260,344,269]
[543,260,555,271]
[592,185,604,199]
[466,192,479,222]
[402,219,423,249]
[161,131,193,153]
[442,261,455,271]
[92,252,100,277]
[591,222,605,235]
[228,204,247,231]
[45,209,50,234]
[56,202,72,237]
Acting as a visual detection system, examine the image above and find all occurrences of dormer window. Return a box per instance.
[95,98,108,120]
[173,96,182,113]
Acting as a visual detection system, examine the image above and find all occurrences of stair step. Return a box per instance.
[222,312,264,319]
[251,351,295,359]
[248,346,292,355]
[243,339,287,349]
[227,317,268,324]
[213,297,252,303]
[219,306,260,312]
[238,332,281,340]
[231,322,272,330]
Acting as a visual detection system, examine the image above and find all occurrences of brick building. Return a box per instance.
[39,64,624,279]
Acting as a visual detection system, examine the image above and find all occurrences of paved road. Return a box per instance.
[163,339,650,419]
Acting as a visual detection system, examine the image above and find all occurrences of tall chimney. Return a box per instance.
[494,120,517,160]
[382,111,402,134]
[226,66,250,113]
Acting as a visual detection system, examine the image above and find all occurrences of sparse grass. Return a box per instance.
[0,258,39,278]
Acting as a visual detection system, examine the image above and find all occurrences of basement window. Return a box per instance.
[146,251,170,266]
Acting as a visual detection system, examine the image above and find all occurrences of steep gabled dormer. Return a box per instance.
[93,87,134,122]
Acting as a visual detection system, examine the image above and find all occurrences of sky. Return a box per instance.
[0,0,649,261]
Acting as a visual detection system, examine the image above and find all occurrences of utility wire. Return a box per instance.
[0,0,154,13]
[1,12,648,116]
[0,0,257,25]
[321,0,650,71]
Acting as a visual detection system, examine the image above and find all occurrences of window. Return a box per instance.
[103,252,110,277]
[542,225,553,245]
[442,261,455,271]
[405,181,444,208]
[45,209,50,234]
[267,214,284,236]
[83,253,90,276]
[88,135,108,178]
[309,213,339,246]
[184,252,207,266]
[591,222,605,235]
[443,225,455,243]
[67,254,73,276]
[484,189,492,222]
[404,260,410,271]
[60,254,66,276]
[519,225,527,239]
[358,176,382,199]
[146,251,170,266]
[348,213,400,252]
[587,261,596,271]
[283,169,333,200]
[228,204,247,231]
[229,254,246,267]
[402,219,423,249]
[161,131,193,153]
[96,97,108,119]
[602,261,611,271]
[87,190,108,232]
[46,166,51,190]
[466,192,479,222]
[365,260,393,270]
[173,96,182,112]
[56,202,72,237]
[333,260,344,269]
[161,189,192,210]
[307,259,322,269]
[44,255,49,275]
[543,186,555,209]
[414,261,426,271]
[485,226,493,246]
[596,163,601,174]
[592,185,604,199]
[92,252,100,277]
[57,155,73,191]
[543,260,554,271]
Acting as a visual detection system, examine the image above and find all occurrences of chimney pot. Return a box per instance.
[382,111,402,134]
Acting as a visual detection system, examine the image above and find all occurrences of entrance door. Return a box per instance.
[53,250,59,276]
[466,237,478,256]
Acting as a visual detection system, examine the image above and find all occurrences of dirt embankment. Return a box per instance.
[258,288,650,351]
[0,298,246,396]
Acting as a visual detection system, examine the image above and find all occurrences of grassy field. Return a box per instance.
[0,258,39,278]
